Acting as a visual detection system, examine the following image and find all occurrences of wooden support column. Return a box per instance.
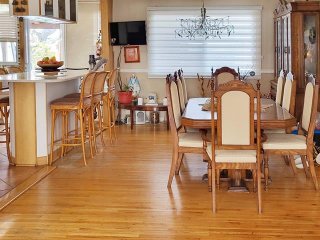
[100,0,114,71]
[13,83,37,166]
[100,0,114,125]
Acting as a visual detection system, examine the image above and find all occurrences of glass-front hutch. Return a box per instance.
[274,1,320,119]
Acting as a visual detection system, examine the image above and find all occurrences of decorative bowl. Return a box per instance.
[37,61,64,71]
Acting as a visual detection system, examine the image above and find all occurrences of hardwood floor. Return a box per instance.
[0,124,320,239]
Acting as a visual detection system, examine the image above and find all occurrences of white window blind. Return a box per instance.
[147,7,262,78]
[0,4,18,65]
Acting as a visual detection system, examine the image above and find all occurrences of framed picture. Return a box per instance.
[124,46,140,63]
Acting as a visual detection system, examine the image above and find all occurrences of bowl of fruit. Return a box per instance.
[37,56,64,71]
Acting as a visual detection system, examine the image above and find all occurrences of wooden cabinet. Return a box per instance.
[9,0,78,23]
[274,1,320,119]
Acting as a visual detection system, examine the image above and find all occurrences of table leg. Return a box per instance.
[166,109,169,130]
[130,109,134,130]
[228,170,249,192]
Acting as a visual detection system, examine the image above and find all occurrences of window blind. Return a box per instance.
[147,7,262,78]
[0,4,18,65]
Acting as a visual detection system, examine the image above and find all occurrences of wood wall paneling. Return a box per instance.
[13,83,37,166]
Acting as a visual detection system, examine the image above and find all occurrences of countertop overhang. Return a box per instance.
[0,70,88,83]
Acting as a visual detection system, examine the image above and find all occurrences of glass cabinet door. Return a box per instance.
[303,14,317,84]
[276,20,282,75]
[283,16,289,73]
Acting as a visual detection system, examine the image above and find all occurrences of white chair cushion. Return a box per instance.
[262,133,307,150]
[178,132,203,148]
[206,143,257,163]
[263,129,286,134]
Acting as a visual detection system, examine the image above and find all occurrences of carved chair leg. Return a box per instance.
[252,169,257,192]
[207,162,212,192]
[301,155,309,178]
[167,149,178,188]
[264,153,269,191]
[307,152,319,190]
[211,163,216,213]
[257,164,262,214]
[283,155,290,165]
[175,152,184,175]
[216,170,221,190]
[288,155,297,175]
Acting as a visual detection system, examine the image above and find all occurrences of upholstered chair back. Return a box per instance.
[176,78,185,113]
[217,73,237,86]
[281,72,294,111]
[275,70,285,105]
[170,81,182,129]
[180,75,188,104]
[301,82,315,132]
[221,91,250,145]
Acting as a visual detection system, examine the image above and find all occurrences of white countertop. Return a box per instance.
[0,70,88,83]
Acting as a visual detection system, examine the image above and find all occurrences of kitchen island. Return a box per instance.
[0,70,88,166]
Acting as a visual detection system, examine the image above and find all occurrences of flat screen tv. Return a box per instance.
[110,21,147,46]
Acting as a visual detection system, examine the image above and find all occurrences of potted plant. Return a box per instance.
[118,82,133,104]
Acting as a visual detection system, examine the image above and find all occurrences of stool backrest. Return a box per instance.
[80,72,97,102]
[92,71,110,99]
[4,66,22,74]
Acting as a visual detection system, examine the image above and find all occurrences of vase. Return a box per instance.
[118,91,133,104]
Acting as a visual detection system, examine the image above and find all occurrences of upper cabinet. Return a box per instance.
[9,0,78,23]
[274,1,320,119]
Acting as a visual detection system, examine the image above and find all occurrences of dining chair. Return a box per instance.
[178,69,188,105]
[262,80,319,190]
[174,71,186,114]
[205,80,262,213]
[275,70,285,105]
[166,74,206,188]
[211,67,239,90]
[281,72,296,115]
[49,72,96,166]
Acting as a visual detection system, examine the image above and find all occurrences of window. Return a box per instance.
[0,4,18,65]
[147,7,262,78]
[27,22,65,70]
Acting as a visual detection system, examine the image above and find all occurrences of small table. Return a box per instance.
[118,102,169,130]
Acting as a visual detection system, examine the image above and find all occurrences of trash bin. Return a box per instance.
[150,111,159,124]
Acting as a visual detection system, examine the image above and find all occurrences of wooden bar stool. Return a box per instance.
[103,69,117,143]
[4,66,23,74]
[0,68,11,164]
[49,72,97,166]
[91,71,111,147]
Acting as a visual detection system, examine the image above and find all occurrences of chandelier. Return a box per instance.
[175,1,235,40]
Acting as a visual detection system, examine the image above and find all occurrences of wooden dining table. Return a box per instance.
[182,98,296,130]
[181,97,297,192]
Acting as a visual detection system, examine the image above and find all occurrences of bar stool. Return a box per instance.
[0,68,11,164]
[49,72,97,166]
[64,71,111,147]
[103,69,117,143]
[91,71,111,147]
[4,66,23,74]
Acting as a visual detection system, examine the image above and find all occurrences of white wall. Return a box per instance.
[112,0,279,100]
[66,1,100,68]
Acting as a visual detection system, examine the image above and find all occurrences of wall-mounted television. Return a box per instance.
[110,21,147,46]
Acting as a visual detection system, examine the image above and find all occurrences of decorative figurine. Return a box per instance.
[128,74,141,97]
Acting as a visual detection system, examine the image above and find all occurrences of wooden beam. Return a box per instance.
[0,0,9,4]
[100,0,114,71]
